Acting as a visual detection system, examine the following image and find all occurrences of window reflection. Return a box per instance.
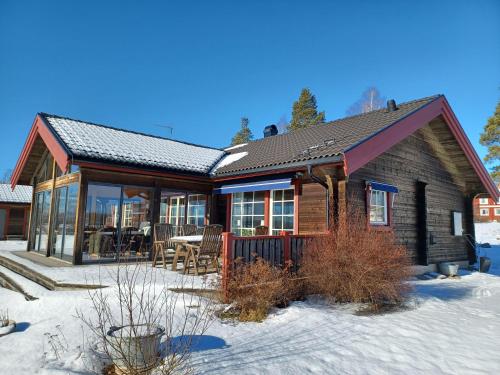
[83,184,152,262]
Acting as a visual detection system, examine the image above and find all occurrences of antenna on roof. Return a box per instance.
[154,124,174,136]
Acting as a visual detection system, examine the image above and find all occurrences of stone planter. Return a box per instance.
[107,324,164,374]
[438,262,459,277]
[0,320,16,337]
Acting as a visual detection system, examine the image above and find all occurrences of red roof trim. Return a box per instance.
[344,96,499,199]
[11,115,70,188]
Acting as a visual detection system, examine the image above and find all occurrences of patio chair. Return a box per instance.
[182,223,197,236]
[152,223,175,268]
[255,225,269,235]
[184,224,223,275]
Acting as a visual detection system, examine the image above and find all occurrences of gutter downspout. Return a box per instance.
[307,164,330,228]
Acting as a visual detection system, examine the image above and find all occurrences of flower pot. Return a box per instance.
[438,262,459,277]
[0,320,16,336]
[107,324,165,374]
[480,257,491,273]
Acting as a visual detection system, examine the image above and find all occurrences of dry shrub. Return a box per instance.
[300,208,412,306]
[226,258,294,322]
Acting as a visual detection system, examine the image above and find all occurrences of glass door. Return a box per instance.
[31,190,52,253]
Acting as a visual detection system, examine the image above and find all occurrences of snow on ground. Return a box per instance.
[1,228,500,374]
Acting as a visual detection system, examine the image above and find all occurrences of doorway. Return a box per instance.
[416,181,428,265]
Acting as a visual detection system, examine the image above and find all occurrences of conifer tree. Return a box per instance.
[287,88,325,132]
[480,99,500,180]
[230,117,253,146]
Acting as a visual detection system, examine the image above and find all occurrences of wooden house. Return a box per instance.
[11,95,498,268]
[0,184,31,240]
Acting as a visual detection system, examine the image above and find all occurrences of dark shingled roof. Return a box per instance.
[212,95,441,176]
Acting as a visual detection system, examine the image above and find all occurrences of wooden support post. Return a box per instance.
[73,172,87,265]
[26,179,37,251]
[221,231,233,302]
[45,159,57,256]
[282,231,291,269]
[464,194,476,264]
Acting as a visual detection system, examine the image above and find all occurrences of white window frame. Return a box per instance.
[270,188,295,235]
[479,198,489,205]
[369,189,388,225]
[231,191,265,236]
[495,208,500,216]
[168,196,185,226]
[480,208,490,216]
[187,194,206,228]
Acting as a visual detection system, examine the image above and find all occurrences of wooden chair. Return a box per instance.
[182,224,197,236]
[255,225,269,235]
[184,224,223,275]
[152,223,174,268]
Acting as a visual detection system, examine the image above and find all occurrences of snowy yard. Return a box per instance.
[1,225,500,374]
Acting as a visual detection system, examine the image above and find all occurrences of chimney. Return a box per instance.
[264,124,278,138]
[387,99,398,112]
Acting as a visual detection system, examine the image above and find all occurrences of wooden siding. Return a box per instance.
[347,120,477,265]
[298,182,327,234]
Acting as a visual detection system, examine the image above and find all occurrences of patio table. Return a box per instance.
[170,235,203,271]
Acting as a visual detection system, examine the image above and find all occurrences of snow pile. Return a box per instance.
[211,152,248,172]
[475,222,500,245]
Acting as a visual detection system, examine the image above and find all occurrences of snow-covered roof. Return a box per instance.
[40,113,226,175]
[0,184,32,204]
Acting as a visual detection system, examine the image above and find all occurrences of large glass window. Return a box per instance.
[369,190,388,225]
[271,189,294,235]
[50,183,78,260]
[187,194,206,227]
[35,154,54,183]
[31,190,52,253]
[83,184,152,262]
[231,191,265,236]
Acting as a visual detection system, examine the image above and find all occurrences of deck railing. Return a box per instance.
[221,232,327,293]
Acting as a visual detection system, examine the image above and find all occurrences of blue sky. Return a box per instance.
[1,0,499,178]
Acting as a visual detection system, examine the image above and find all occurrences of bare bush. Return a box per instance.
[300,209,412,306]
[225,258,296,322]
[77,263,215,374]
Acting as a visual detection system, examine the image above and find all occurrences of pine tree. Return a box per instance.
[480,99,500,180]
[287,88,325,132]
[230,117,253,146]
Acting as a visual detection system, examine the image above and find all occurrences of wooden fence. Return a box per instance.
[221,232,323,292]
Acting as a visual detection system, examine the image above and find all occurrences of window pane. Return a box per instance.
[273,216,282,230]
[284,202,294,215]
[273,202,282,215]
[243,192,254,202]
[243,216,253,228]
[254,191,265,201]
[254,202,264,215]
[283,216,294,230]
[233,192,242,203]
[273,190,283,201]
[253,217,264,228]
[232,204,241,216]
[283,189,294,201]
[243,203,253,215]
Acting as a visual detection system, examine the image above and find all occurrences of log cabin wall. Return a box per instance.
[298,182,328,234]
[347,122,473,265]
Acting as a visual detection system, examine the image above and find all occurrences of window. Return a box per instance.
[187,194,206,227]
[168,196,185,226]
[480,208,490,216]
[271,189,294,234]
[231,191,265,236]
[369,190,388,225]
[495,208,500,216]
[479,198,489,205]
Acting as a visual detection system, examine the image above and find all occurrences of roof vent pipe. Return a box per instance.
[387,99,398,112]
[264,124,278,138]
